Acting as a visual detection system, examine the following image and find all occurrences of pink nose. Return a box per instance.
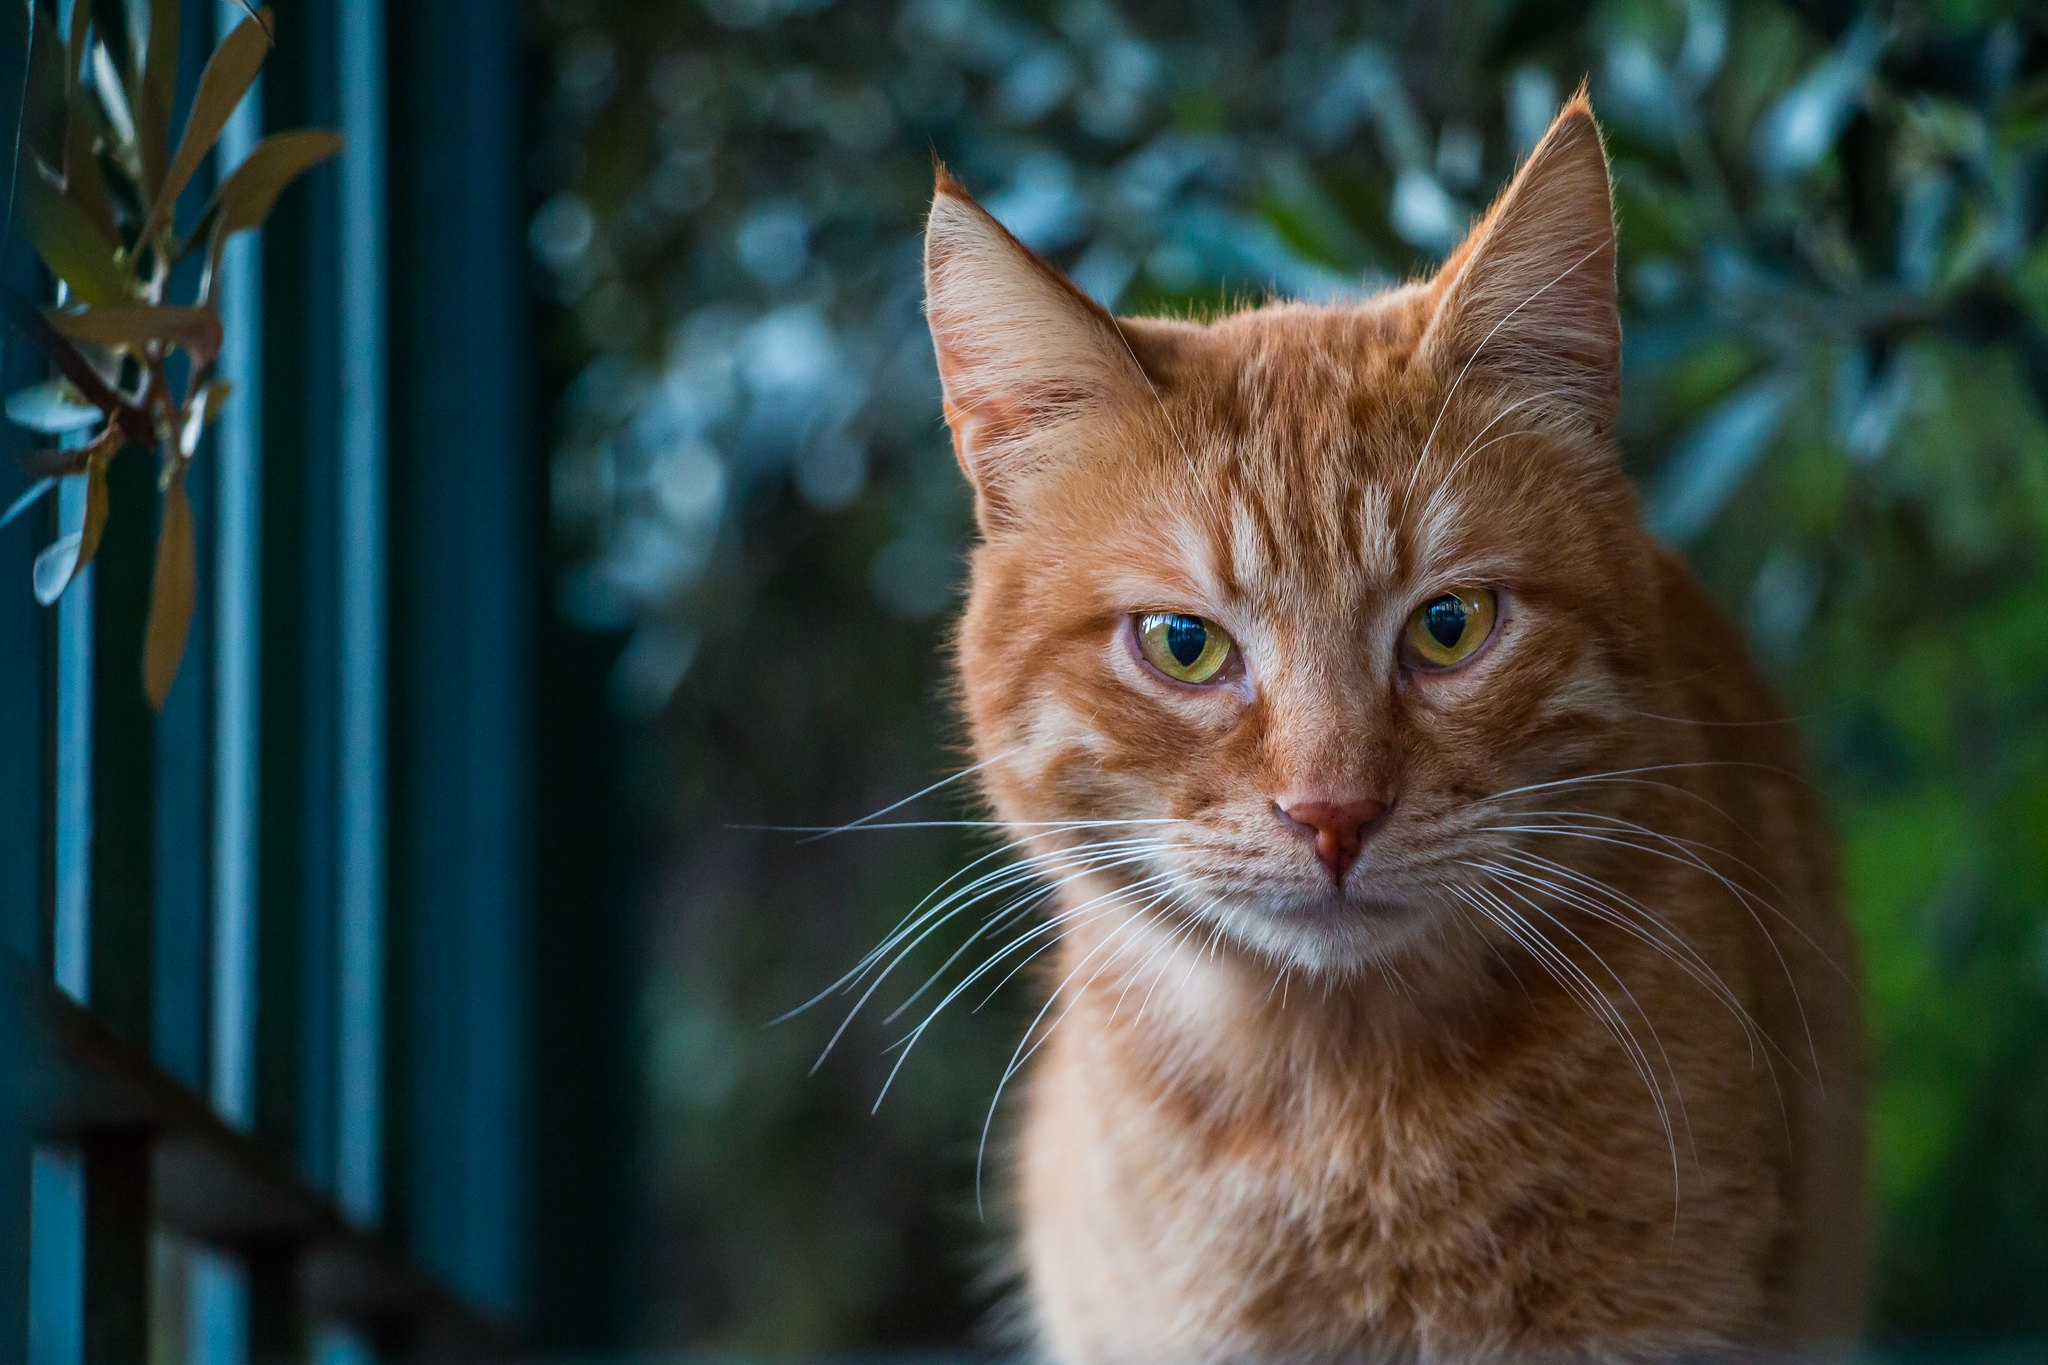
[1275,797,1390,882]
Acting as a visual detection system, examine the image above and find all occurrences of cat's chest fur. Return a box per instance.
[1016,906,1790,1364]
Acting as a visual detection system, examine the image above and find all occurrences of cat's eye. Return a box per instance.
[1404,588,1498,669]
[1136,612,1233,685]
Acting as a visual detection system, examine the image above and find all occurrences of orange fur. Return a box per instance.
[926,98,1867,1362]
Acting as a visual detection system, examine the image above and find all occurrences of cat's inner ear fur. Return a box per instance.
[1421,93,1621,434]
[924,169,1146,521]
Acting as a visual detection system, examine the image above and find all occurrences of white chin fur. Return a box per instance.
[1206,891,1438,977]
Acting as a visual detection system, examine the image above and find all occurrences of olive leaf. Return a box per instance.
[86,0,134,86]
[139,6,272,245]
[49,303,224,369]
[142,465,196,708]
[76,441,113,567]
[6,1,328,708]
[88,44,138,151]
[22,5,68,170]
[0,479,58,531]
[137,0,180,198]
[18,167,130,305]
[57,11,119,246]
[5,378,104,434]
[60,90,120,249]
[198,130,343,250]
[32,533,85,605]
[30,435,116,607]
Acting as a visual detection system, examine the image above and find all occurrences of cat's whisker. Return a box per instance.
[862,843,1173,1023]
[1112,888,1207,1022]
[1135,892,1217,1025]
[1481,850,1766,1058]
[1412,387,1560,518]
[1494,849,1794,1128]
[851,833,1173,994]
[1479,773,1750,836]
[809,840,1175,1071]
[1402,239,1607,503]
[743,817,1191,834]
[1453,882,1683,1215]
[964,869,1185,1015]
[1477,869,1698,1176]
[878,864,1183,1089]
[875,839,1189,1022]
[1474,759,1810,808]
[1480,820,1824,1087]
[779,748,1015,844]
[975,886,1189,1216]
[871,889,1147,1110]
[773,839,1032,1025]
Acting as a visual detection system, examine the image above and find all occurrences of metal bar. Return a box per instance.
[27,1147,82,1365]
[389,0,532,1319]
[334,0,388,1232]
[210,13,264,1137]
[52,479,91,1007]
[8,960,517,1355]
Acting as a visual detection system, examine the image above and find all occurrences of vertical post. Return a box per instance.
[27,1148,82,1365]
[388,0,532,1321]
[86,445,156,1050]
[0,11,50,1346]
[76,1135,147,1365]
[334,0,388,1231]
[211,6,264,1138]
[51,478,91,1007]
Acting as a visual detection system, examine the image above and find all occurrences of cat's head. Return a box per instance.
[930,98,1665,975]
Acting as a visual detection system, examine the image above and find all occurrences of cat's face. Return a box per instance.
[931,100,1658,975]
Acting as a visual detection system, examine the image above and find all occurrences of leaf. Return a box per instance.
[177,378,230,457]
[0,479,58,531]
[0,284,158,449]
[89,42,138,151]
[76,446,110,568]
[203,130,343,243]
[1646,374,1799,543]
[22,4,69,169]
[65,0,92,105]
[137,0,180,198]
[56,0,116,242]
[5,379,103,434]
[33,532,84,605]
[143,466,196,708]
[60,85,119,247]
[18,167,130,305]
[88,0,134,86]
[48,303,223,368]
[140,6,272,244]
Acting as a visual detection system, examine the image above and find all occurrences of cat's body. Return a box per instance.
[924,97,1866,1363]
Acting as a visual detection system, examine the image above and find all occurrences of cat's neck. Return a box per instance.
[1046,900,1511,1110]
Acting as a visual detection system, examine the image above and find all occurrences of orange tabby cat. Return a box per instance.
[924,95,1866,1362]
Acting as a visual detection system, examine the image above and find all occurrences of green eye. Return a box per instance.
[1404,588,1498,669]
[1137,612,1233,685]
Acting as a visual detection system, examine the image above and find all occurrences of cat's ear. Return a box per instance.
[924,168,1145,521]
[1421,92,1620,434]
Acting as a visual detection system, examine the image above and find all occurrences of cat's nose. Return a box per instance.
[1274,797,1390,883]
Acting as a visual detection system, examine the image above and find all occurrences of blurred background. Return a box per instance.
[6,0,2048,1360]
[538,0,2048,1351]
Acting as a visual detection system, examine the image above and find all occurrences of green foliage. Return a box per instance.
[2,1,336,706]
[535,0,2048,1348]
